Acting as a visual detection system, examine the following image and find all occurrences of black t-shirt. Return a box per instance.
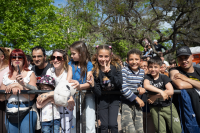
[170,67,200,81]
[31,63,51,81]
[187,71,200,81]
[144,74,172,107]
[170,66,200,125]
[154,44,167,52]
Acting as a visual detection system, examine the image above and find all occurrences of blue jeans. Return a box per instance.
[41,119,61,133]
[5,102,37,133]
[71,93,96,133]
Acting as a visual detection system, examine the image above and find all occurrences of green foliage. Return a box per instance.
[0,0,68,53]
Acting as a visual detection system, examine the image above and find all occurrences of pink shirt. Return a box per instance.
[0,67,9,87]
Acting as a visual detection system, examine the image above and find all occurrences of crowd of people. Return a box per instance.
[0,41,199,133]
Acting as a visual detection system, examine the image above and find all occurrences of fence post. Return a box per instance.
[81,91,86,133]
[76,92,80,133]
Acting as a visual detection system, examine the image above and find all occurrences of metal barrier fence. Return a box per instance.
[0,90,182,133]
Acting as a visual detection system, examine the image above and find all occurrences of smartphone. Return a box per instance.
[17,65,21,74]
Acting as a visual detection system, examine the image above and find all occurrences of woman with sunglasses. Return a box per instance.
[0,47,10,133]
[37,49,76,133]
[0,49,40,133]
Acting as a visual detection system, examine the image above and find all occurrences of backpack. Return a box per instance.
[178,89,200,133]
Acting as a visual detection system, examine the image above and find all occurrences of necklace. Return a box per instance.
[0,66,7,72]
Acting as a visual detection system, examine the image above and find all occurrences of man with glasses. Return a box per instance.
[31,46,51,80]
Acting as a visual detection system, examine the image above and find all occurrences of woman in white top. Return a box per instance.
[0,49,39,133]
[37,49,75,133]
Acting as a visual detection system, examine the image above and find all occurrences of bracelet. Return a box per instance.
[88,82,93,88]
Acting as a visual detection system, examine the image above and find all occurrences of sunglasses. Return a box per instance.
[11,56,24,61]
[51,56,63,61]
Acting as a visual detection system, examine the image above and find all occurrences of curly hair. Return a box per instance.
[92,45,121,77]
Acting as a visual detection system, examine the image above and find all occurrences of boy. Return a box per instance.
[160,63,169,76]
[140,60,148,75]
[121,49,146,133]
[144,57,181,133]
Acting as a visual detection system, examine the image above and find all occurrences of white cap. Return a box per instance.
[153,40,157,42]
[54,81,76,107]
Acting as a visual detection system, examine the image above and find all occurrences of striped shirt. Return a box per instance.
[120,66,145,102]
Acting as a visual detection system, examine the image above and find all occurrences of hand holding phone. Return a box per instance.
[17,65,21,74]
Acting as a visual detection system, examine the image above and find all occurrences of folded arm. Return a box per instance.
[170,70,193,89]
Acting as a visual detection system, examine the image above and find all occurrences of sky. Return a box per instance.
[53,0,172,29]
[53,0,67,7]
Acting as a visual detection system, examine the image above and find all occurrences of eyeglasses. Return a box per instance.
[51,56,63,61]
[11,56,24,61]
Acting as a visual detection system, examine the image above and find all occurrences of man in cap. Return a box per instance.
[169,46,200,126]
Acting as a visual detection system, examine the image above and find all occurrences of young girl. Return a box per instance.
[37,49,75,133]
[91,45,122,133]
[67,41,95,133]
[36,75,61,133]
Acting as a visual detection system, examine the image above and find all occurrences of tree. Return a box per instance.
[64,0,200,56]
[0,0,67,53]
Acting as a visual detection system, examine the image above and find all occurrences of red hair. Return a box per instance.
[8,49,29,78]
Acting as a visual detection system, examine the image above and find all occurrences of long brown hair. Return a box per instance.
[92,45,121,77]
[70,41,91,80]
[51,49,69,71]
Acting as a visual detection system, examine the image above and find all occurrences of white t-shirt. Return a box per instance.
[3,71,33,103]
[46,67,68,86]
[40,102,60,122]
[40,67,69,122]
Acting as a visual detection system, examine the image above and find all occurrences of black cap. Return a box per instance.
[176,46,192,57]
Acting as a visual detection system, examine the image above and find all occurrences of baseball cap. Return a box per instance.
[176,46,192,57]
[153,40,157,42]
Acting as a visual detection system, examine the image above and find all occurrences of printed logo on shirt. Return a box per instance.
[189,76,200,81]
[150,81,163,88]
[102,76,114,91]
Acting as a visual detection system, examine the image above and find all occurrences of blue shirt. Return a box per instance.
[68,60,93,84]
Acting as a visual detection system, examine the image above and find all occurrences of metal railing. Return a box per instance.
[0,90,182,133]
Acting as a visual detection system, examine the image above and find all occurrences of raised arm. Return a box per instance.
[16,72,38,91]
[169,69,193,89]
[21,72,37,100]
[105,67,122,89]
